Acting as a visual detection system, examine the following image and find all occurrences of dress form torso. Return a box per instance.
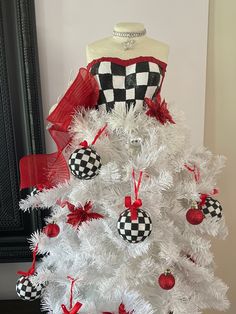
[49,23,169,114]
[86,22,169,64]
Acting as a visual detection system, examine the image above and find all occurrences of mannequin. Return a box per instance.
[49,22,169,114]
[86,22,169,64]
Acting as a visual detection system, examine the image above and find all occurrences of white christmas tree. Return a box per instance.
[16,69,229,314]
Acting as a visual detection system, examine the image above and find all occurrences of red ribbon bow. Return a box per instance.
[17,244,38,277]
[125,170,143,221]
[58,200,104,227]
[199,188,219,207]
[79,140,89,148]
[125,196,142,220]
[61,303,83,314]
[145,93,175,125]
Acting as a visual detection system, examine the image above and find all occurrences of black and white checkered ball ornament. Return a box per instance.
[30,187,39,196]
[117,208,152,243]
[201,197,223,220]
[68,146,102,180]
[16,276,42,301]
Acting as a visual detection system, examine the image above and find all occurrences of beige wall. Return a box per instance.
[205,0,236,313]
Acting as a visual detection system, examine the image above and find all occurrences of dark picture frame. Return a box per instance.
[0,0,46,262]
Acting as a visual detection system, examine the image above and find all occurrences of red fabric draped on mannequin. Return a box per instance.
[20,68,99,190]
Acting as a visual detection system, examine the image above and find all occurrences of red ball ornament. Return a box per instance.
[43,223,60,238]
[186,207,204,225]
[158,269,175,290]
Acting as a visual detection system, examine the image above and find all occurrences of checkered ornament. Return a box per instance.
[201,197,223,220]
[68,147,101,180]
[30,187,39,196]
[117,208,152,243]
[16,276,42,301]
[90,61,164,112]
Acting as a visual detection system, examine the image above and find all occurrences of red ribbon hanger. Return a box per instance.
[125,170,143,221]
[61,276,83,314]
[184,163,200,183]
[79,123,108,148]
[17,244,38,277]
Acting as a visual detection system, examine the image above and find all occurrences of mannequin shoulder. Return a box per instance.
[86,36,169,64]
[86,37,113,62]
[143,37,169,63]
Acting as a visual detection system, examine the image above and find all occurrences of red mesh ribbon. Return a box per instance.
[20,152,70,190]
[58,200,104,227]
[199,188,219,207]
[125,170,143,221]
[17,244,38,276]
[103,303,133,314]
[19,68,99,190]
[184,164,200,183]
[61,276,82,314]
[47,68,99,132]
[49,125,72,152]
[145,93,175,125]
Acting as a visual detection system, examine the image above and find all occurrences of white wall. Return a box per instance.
[35,0,209,152]
[0,0,209,300]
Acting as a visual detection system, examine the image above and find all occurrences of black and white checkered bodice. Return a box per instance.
[87,56,167,112]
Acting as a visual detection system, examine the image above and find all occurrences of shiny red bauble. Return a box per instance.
[43,223,60,238]
[186,207,204,225]
[158,270,175,290]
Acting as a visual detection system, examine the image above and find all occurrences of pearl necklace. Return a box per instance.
[112,29,146,50]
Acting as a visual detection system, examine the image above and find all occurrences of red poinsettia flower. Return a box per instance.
[145,93,175,125]
[66,201,103,227]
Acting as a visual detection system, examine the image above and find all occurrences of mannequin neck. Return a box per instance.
[113,22,146,33]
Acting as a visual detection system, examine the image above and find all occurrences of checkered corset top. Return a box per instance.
[87,56,167,112]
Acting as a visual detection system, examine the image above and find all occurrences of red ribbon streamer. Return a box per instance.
[125,170,143,221]
[145,93,175,125]
[184,164,200,183]
[61,276,83,314]
[58,200,104,227]
[17,244,38,276]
